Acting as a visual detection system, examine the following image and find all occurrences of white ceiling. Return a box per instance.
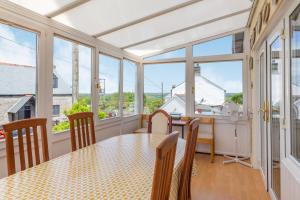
[7,0,252,57]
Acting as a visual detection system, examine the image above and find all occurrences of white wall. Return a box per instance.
[172,119,251,157]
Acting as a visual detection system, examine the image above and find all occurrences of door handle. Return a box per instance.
[260,101,269,122]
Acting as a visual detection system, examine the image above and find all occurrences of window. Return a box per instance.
[123,59,137,116]
[144,48,185,61]
[52,37,92,133]
[290,5,300,162]
[98,54,120,119]
[52,105,60,116]
[0,23,37,131]
[144,63,185,115]
[194,61,243,115]
[193,32,244,57]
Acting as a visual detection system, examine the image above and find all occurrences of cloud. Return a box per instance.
[0,24,36,66]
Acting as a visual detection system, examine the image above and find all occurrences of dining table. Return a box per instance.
[0,133,186,200]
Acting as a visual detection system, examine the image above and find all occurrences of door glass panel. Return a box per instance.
[290,4,300,163]
[270,37,281,199]
[260,52,267,176]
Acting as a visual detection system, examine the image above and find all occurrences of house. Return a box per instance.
[161,65,226,115]
[0,63,72,127]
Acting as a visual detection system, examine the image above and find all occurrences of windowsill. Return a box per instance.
[282,156,300,182]
[192,113,248,121]
[122,114,139,123]
[289,155,300,168]
[96,116,122,126]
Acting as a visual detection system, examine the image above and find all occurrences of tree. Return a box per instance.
[53,97,91,133]
[227,93,243,105]
[144,94,164,113]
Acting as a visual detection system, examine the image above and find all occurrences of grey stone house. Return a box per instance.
[0,63,72,128]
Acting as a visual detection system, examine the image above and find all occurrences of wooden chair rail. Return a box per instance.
[68,112,96,151]
[3,118,49,176]
[197,117,215,163]
[151,131,179,200]
[148,109,172,134]
[178,118,200,200]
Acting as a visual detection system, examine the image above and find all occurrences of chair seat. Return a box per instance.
[198,132,213,139]
[133,127,148,133]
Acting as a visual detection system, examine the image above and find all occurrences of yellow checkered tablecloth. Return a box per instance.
[0,133,185,200]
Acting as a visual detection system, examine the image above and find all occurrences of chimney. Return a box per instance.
[195,64,201,76]
[171,85,176,97]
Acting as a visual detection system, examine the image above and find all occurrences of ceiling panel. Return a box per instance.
[124,11,250,56]
[53,0,189,35]
[8,0,76,15]
[99,0,251,48]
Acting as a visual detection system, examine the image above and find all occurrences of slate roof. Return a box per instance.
[0,63,72,95]
[7,95,34,113]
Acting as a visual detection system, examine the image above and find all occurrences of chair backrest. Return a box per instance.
[67,112,96,151]
[3,118,49,176]
[178,118,200,200]
[141,114,149,128]
[199,117,215,137]
[148,109,172,134]
[151,131,179,200]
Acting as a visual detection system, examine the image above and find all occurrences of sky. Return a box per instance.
[0,22,243,96]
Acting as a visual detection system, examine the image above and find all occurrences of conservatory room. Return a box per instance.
[0,0,299,200]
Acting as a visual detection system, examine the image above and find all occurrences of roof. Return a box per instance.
[7,95,34,113]
[160,93,186,110]
[199,75,226,92]
[7,0,252,57]
[0,63,72,95]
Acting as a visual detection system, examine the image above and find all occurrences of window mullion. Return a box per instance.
[186,45,193,117]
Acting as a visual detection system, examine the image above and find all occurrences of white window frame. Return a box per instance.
[0,0,141,158]
[142,60,186,114]
[284,0,300,169]
[141,30,248,120]
[122,58,139,117]
[51,34,94,134]
[97,52,122,125]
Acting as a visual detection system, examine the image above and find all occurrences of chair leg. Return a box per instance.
[210,142,215,163]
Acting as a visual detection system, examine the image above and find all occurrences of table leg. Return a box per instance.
[181,126,184,138]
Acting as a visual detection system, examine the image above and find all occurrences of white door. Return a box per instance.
[267,21,285,200]
[258,42,268,190]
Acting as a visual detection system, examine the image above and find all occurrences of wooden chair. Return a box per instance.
[67,112,96,151]
[3,118,49,176]
[196,117,215,163]
[148,109,172,134]
[133,114,149,133]
[178,118,200,200]
[151,131,179,200]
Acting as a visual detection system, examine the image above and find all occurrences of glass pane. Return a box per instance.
[52,37,92,133]
[144,48,185,61]
[0,23,37,138]
[123,59,137,116]
[98,54,120,119]
[144,63,185,115]
[194,61,243,115]
[260,52,267,175]
[270,36,281,199]
[290,4,300,163]
[193,32,244,57]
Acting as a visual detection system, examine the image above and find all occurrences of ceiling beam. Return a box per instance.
[47,0,90,18]
[121,8,251,49]
[93,0,203,38]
